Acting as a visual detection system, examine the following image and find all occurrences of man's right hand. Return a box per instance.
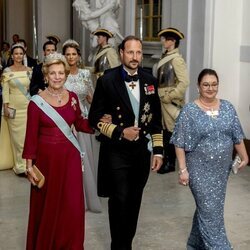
[122,127,141,141]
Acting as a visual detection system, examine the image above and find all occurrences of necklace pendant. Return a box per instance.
[206,109,219,118]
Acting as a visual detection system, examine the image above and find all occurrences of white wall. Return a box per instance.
[212,0,242,106]
[209,0,250,138]
[239,0,250,138]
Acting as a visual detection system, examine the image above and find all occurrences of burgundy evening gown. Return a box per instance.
[23,92,93,250]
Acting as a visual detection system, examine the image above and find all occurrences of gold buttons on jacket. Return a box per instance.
[120,123,124,126]
[116,106,120,110]
[118,114,122,119]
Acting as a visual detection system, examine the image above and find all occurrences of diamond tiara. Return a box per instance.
[11,42,25,50]
[44,52,67,64]
[62,39,80,48]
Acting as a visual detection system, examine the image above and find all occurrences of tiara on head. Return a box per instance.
[11,42,25,50]
[62,39,80,48]
[44,52,67,64]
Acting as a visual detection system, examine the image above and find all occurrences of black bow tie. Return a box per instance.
[124,74,139,82]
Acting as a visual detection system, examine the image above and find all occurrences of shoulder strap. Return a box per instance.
[157,53,179,70]
[31,95,84,159]
[94,47,113,61]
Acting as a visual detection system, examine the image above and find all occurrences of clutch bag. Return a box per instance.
[232,154,241,174]
[33,165,45,188]
[1,107,16,119]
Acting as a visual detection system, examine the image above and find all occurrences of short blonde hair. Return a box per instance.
[42,59,70,78]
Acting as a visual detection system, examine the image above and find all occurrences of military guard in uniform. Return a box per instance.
[156,27,189,174]
[89,35,163,250]
[92,28,120,79]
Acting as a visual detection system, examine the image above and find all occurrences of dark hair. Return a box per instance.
[62,43,81,56]
[43,40,57,52]
[175,40,180,48]
[96,32,109,40]
[2,41,10,48]
[161,35,180,48]
[119,36,142,51]
[197,68,219,85]
[11,45,25,54]
[17,39,27,47]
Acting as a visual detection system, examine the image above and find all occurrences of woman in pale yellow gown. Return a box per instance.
[0,43,32,174]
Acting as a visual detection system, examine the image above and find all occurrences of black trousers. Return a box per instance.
[163,129,176,166]
[107,142,151,250]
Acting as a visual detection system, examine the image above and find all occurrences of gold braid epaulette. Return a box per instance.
[152,133,163,147]
[97,122,117,138]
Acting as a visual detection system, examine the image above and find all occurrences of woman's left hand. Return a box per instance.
[178,170,189,186]
[100,114,112,123]
[26,167,39,186]
[238,159,248,171]
[86,94,92,104]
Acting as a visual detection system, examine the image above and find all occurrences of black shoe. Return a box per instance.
[157,164,175,174]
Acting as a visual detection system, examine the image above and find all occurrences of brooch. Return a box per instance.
[71,97,77,111]
[143,102,150,113]
[140,102,152,125]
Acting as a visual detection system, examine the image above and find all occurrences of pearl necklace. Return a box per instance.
[46,88,64,104]
[199,97,219,118]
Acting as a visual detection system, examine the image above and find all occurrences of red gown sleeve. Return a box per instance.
[72,93,94,134]
[22,102,40,160]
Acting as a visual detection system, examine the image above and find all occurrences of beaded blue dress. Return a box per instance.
[171,99,244,249]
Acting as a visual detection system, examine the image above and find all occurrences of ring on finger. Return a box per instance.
[134,135,139,141]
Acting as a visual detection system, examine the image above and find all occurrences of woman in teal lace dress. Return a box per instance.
[171,69,248,249]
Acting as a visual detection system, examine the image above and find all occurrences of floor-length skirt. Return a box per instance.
[0,93,27,173]
[0,115,14,170]
[78,132,102,213]
[26,132,85,250]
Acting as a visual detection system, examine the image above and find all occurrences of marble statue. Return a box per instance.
[73,0,123,47]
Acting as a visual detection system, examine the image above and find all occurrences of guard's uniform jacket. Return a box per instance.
[93,44,120,79]
[157,48,189,132]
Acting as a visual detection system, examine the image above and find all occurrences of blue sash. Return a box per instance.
[125,84,139,126]
[125,83,152,152]
[13,77,31,100]
[31,95,85,169]
[5,68,31,100]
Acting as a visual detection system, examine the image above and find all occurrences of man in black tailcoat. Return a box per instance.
[30,36,59,96]
[89,36,163,250]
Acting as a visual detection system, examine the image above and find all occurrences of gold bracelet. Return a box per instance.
[178,167,187,175]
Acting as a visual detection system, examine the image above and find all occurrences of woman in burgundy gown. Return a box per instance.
[22,53,93,250]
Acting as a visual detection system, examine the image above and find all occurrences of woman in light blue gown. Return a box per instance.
[171,69,248,249]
